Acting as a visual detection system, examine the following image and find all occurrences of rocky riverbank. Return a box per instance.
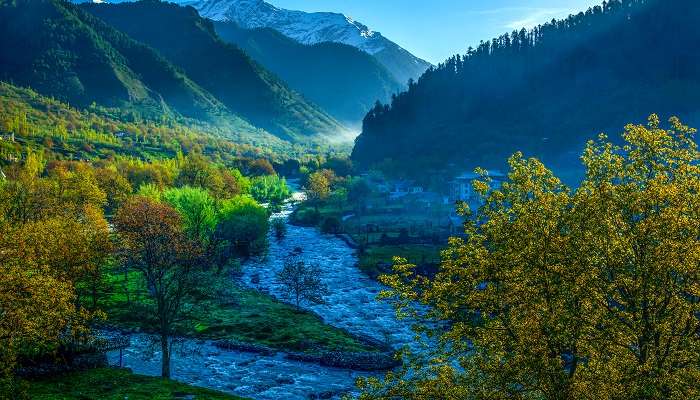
[102,190,420,399]
[106,333,375,400]
[243,196,422,353]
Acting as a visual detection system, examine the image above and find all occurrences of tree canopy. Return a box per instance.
[362,115,700,400]
[352,0,700,180]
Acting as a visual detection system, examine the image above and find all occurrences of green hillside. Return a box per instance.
[0,0,230,122]
[0,81,303,164]
[215,21,403,126]
[83,0,347,142]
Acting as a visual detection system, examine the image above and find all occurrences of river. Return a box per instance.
[106,188,418,399]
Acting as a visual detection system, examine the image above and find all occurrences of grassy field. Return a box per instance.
[100,270,373,353]
[293,198,446,279]
[27,368,244,400]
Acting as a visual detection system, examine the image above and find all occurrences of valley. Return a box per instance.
[99,189,418,400]
[2,0,700,399]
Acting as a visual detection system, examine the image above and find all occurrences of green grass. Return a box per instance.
[26,368,244,400]
[100,270,373,353]
[293,197,445,279]
[189,287,372,352]
[358,244,441,278]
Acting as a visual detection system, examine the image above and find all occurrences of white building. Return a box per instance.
[449,170,506,204]
[389,180,424,199]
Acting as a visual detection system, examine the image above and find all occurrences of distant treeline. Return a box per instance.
[352,0,700,180]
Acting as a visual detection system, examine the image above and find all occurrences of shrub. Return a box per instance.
[291,207,321,226]
[320,216,341,234]
[272,218,287,240]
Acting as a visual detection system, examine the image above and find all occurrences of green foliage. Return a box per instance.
[176,154,248,199]
[163,186,218,243]
[347,177,372,208]
[357,244,440,279]
[250,175,291,205]
[26,368,244,400]
[361,116,700,399]
[352,0,700,179]
[290,207,322,227]
[320,216,342,234]
[0,157,112,396]
[95,166,133,214]
[136,183,162,202]
[216,196,269,257]
[0,81,287,164]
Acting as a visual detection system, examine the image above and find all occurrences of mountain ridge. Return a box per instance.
[192,0,432,85]
[0,0,231,122]
[0,0,347,147]
[214,20,403,126]
[351,0,700,180]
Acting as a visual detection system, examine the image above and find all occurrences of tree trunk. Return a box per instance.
[161,334,171,378]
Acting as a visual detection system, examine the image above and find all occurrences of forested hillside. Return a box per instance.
[0,0,229,122]
[191,0,432,87]
[0,81,301,163]
[83,0,345,142]
[351,0,700,179]
[215,21,403,126]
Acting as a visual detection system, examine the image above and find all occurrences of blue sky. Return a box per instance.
[273,0,602,64]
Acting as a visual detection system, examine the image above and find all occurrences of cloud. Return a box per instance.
[469,6,540,16]
[467,6,573,30]
[504,7,570,30]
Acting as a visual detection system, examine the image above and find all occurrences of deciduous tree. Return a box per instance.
[276,256,328,310]
[361,116,700,400]
[115,197,202,378]
[216,195,269,257]
[163,186,217,244]
[306,171,331,207]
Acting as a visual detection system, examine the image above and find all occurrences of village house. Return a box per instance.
[449,170,506,205]
[387,180,424,199]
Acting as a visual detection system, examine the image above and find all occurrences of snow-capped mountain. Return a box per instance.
[191,0,431,85]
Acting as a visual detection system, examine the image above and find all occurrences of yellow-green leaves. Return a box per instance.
[364,116,700,400]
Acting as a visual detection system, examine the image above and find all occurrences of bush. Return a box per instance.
[216,195,269,257]
[320,216,341,234]
[250,175,290,204]
[290,207,321,226]
[272,218,287,240]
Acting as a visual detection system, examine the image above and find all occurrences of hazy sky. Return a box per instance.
[272,0,602,64]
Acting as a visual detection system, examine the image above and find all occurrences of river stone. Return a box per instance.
[104,188,423,400]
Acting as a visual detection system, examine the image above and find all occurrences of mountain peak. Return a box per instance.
[192,0,431,84]
[193,0,384,54]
